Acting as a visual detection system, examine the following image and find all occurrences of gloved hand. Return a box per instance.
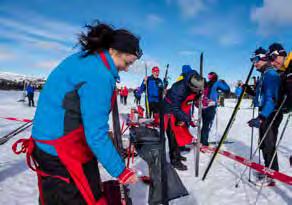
[118,168,138,185]
[247,116,265,128]
[175,121,185,126]
[242,84,255,96]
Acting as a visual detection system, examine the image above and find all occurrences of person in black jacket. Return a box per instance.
[163,69,204,170]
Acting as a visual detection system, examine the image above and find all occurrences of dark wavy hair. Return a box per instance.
[78,20,142,58]
[78,21,115,56]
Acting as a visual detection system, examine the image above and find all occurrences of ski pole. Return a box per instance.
[0,122,33,145]
[254,113,291,204]
[145,63,150,118]
[235,96,287,187]
[248,105,255,182]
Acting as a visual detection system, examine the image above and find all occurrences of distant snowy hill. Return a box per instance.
[0,71,46,83]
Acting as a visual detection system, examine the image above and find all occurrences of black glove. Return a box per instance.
[247,115,265,128]
[242,84,255,96]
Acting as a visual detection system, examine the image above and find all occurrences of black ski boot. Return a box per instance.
[179,155,187,161]
[179,146,191,152]
[171,159,187,171]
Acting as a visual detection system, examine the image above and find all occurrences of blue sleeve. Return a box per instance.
[260,73,280,118]
[217,81,230,93]
[139,80,146,95]
[78,75,125,177]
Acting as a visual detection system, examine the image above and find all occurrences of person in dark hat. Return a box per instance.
[13,21,142,204]
[201,71,230,146]
[163,69,204,170]
[247,47,282,186]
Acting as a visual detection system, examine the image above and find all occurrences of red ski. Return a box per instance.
[201,145,292,185]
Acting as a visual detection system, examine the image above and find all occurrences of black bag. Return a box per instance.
[129,126,188,205]
[103,180,132,205]
[129,126,161,144]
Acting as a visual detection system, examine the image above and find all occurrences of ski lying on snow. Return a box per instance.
[0,116,32,123]
[200,145,292,185]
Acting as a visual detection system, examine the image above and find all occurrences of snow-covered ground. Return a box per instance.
[0,90,291,205]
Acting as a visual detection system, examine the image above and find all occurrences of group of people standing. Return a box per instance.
[137,63,230,170]
[12,18,291,205]
[245,43,291,185]
[119,86,129,105]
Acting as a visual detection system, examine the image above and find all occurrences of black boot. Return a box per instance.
[179,146,191,152]
[179,155,187,161]
[171,159,187,171]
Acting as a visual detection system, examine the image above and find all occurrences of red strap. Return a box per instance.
[12,138,70,183]
[99,51,111,70]
[99,51,117,110]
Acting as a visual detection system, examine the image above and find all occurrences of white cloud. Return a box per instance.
[178,50,196,56]
[190,21,242,46]
[0,49,16,61]
[34,60,60,70]
[146,14,164,28]
[251,0,292,35]
[177,0,205,18]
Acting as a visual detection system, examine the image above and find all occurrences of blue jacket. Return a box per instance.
[32,51,125,177]
[26,85,35,94]
[139,75,164,103]
[256,68,281,118]
[235,86,243,98]
[207,80,230,105]
[163,71,197,124]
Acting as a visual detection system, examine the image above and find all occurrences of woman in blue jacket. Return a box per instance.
[201,72,230,146]
[14,22,142,205]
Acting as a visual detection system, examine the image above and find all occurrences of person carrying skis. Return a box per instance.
[26,82,35,107]
[13,21,142,204]
[201,72,230,146]
[163,69,204,170]
[247,47,282,185]
[139,66,166,118]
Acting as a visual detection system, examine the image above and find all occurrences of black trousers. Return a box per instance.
[201,106,216,146]
[149,102,161,118]
[27,93,35,107]
[165,119,180,162]
[259,111,283,171]
[33,146,103,205]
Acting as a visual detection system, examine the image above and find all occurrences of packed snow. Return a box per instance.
[0,90,291,205]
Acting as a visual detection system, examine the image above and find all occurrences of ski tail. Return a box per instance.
[195,52,204,177]
[202,64,255,181]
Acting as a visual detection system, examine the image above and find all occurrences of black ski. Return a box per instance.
[195,52,204,177]
[0,121,32,145]
[112,91,131,205]
[202,64,255,181]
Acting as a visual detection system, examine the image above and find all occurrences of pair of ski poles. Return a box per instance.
[235,96,287,188]
[0,121,33,145]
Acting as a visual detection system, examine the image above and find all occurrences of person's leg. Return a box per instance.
[201,106,216,146]
[32,94,35,107]
[33,146,103,205]
[259,112,283,171]
[166,120,187,171]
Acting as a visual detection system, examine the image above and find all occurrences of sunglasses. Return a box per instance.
[250,56,261,64]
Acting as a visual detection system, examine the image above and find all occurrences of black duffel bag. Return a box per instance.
[129,126,188,205]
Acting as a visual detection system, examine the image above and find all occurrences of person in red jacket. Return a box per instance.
[123,86,129,105]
